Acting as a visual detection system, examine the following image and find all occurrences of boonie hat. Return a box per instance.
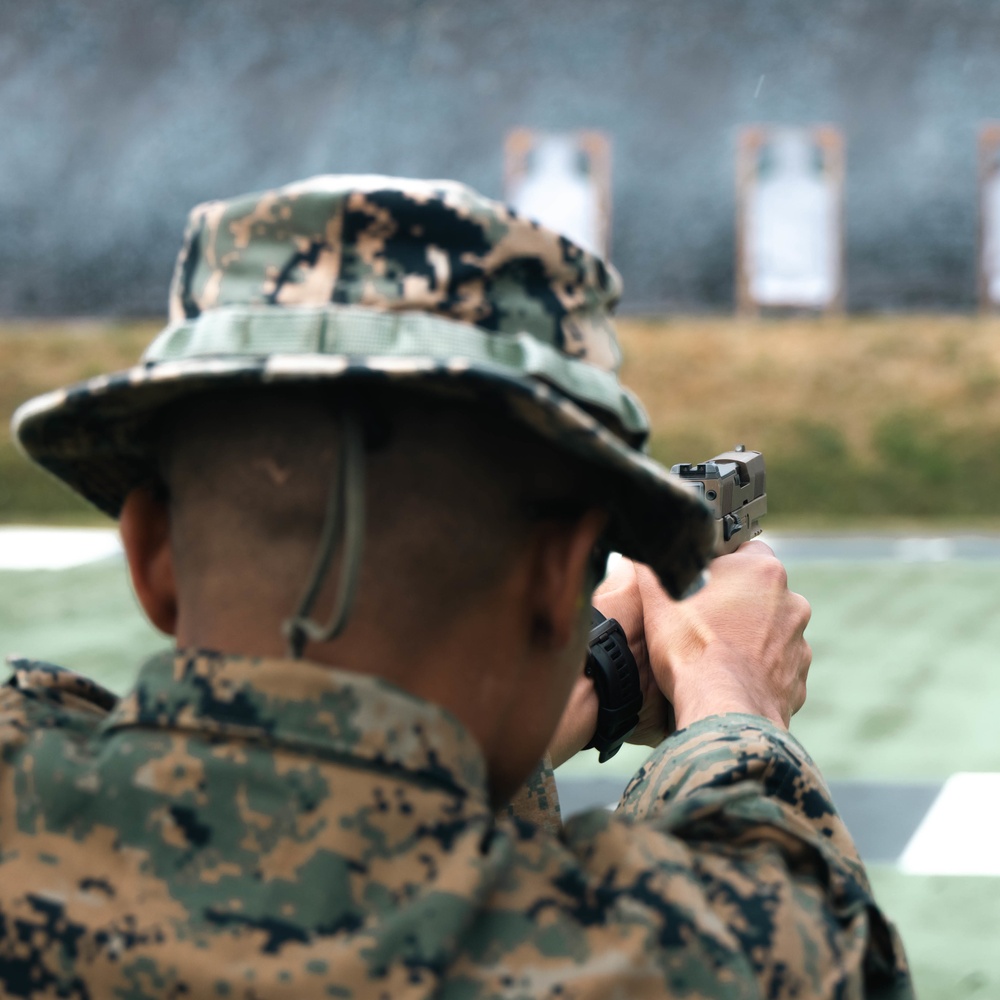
[13,175,715,597]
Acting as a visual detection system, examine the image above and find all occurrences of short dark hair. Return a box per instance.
[157,384,606,639]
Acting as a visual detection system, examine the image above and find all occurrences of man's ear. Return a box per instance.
[525,509,608,652]
[119,486,178,636]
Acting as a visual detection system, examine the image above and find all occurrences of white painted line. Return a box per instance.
[767,532,1000,562]
[899,772,1000,876]
[0,527,122,571]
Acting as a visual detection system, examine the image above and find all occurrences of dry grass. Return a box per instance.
[3,315,1000,523]
[0,320,159,411]
[0,321,159,521]
[617,315,1000,462]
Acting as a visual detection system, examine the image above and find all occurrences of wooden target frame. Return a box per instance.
[978,123,1000,312]
[735,125,846,316]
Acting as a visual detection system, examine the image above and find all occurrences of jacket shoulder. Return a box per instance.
[0,657,119,751]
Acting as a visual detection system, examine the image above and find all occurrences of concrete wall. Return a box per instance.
[2,0,999,315]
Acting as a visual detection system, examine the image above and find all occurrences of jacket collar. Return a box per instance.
[103,649,490,804]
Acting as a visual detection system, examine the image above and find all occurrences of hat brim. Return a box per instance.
[13,354,715,598]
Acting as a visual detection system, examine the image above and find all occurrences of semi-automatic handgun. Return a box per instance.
[670,446,766,555]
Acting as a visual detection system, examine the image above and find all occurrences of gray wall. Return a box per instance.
[2,0,999,315]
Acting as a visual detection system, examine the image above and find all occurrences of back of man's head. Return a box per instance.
[15,175,714,615]
[13,173,715,800]
[141,385,608,801]
[158,386,598,658]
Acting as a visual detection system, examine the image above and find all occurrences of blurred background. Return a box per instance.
[2,1,1000,996]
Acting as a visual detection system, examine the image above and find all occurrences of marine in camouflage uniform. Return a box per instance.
[4,176,912,998]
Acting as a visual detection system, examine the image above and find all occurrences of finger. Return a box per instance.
[728,539,775,558]
[792,678,808,717]
[793,651,810,715]
[605,553,637,585]
[792,591,812,625]
[593,553,636,597]
[633,562,674,608]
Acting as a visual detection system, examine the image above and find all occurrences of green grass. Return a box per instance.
[5,311,1000,993]
[760,418,1000,520]
[558,560,1000,782]
[0,560,166,692]
[6,557,992,777]
[555,558,1000,999]
[0,448,101,523]
[1,556,999,997]
[0,320,157,524]
[789,561,1000,778]
[867,870,1000,999]
[6,316,1000,523]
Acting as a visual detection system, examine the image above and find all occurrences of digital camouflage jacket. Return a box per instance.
[0,649,912,999]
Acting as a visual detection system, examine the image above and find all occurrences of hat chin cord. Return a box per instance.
[282,409,366,660]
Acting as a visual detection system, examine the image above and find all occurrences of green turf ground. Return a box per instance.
[1,555,999,997]
[0,559,166,692]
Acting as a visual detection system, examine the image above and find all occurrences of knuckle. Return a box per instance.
[796,679,808,713]
[793,592,812,624]
[761,557,788,589]
[802,640,813,669]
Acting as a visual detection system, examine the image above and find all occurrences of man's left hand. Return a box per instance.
[547,557,672,767]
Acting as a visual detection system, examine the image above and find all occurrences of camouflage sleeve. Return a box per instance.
[615,714,913,997]
[501,752,563,835]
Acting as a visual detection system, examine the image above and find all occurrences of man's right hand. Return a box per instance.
[636,541,812,732]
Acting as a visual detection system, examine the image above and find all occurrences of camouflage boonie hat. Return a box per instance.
[13,175,714,597]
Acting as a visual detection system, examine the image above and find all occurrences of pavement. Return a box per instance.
[768,533,1000,563]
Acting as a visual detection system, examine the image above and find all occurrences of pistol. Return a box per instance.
[670,446,766,555]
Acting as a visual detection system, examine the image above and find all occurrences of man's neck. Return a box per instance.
[175,598,546,803]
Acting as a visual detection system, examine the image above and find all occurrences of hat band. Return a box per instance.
[143,305,649,438]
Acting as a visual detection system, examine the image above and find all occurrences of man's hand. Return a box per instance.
[546,557,677,767]
[546,543,811,766]
[637,541,812,732]
[590,558,676,747]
